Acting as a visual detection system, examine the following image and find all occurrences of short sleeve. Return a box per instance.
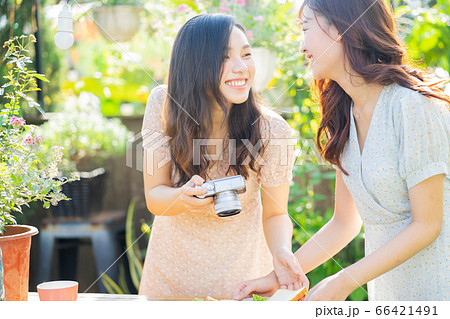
[259,112,296,188]
[397,90,449,188]
[141,85,171,161]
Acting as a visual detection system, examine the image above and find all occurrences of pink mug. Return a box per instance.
[37,281,78,301]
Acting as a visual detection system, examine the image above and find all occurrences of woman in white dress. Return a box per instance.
[233,0,449,301]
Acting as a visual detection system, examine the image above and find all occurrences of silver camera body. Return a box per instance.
[195,175,246,217]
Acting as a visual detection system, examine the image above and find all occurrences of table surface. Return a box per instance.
[28,292,147,301]
[28,292,233,301]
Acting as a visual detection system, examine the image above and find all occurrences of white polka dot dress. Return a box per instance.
[338,83,449,300]
[139,86,296,298]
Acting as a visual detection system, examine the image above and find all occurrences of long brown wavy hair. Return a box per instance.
[164,14,266,187]
[299,0,450,175]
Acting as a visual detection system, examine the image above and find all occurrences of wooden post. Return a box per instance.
[33,0,44,110]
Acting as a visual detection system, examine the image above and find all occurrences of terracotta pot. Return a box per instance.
[0,225,39,301]
[0,247,5,301]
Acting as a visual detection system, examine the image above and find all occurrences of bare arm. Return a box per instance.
[262,183,294,255]
[262,182,309,289]
[294,170,363,273]
[143,151,213,216]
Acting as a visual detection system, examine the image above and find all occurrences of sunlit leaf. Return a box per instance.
[34,74,50,83]
[16,60,25,70]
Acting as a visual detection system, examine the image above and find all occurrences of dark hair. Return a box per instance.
[165,13,266,186]
[298,0,450,175]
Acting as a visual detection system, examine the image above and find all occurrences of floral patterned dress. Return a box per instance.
[139,86,296,298]
[338,83,449,300]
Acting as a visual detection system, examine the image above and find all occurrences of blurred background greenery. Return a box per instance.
[1,0,449,299]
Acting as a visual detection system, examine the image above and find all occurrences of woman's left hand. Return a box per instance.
[305,271,356,301]
[273,247,309,290]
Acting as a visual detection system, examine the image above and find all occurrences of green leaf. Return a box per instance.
[6,58,17,65]
[124,199,144,290]
[30,102,46,116]
[100,273,124,294]
[34,74,50,83]
[252,294,267,301]
[16,60,25,70]
[117,264,130,294]
[17,92,27,99]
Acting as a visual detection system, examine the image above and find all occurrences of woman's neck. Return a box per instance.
[335,71,383,112]
[210,100,229,139]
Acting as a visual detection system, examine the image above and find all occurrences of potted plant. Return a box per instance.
[0,248,4,300]
[0,35,77,301]
[217,0,294,91]
[38,92,132,218]
[93,0,143,42]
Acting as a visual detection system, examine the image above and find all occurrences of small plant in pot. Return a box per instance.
[38,92,132,219]
[93,0,143,42]
[0,35,77,301]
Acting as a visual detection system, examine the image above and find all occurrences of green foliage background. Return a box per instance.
[0,0,66,114]
[1,0,448,300]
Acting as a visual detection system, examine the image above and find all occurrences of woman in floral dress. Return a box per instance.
[233,0,449,301]
[139,14,308,298]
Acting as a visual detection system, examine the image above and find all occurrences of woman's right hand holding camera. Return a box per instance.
[179,175,214,214]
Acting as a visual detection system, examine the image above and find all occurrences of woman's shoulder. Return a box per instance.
[146,84,167,112]
[389,83,448,114]
[143,85,169,126]
[144,85,168,121]
[386,83,449,132]
[388,83,449,139]
[258,104,293,138]
[388,83,423,106]
[147,84,168,105]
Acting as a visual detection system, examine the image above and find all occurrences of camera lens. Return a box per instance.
[214,190,242,217]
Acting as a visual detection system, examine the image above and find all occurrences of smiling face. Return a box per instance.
[299,5,344,81]
[219,26,255,106]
